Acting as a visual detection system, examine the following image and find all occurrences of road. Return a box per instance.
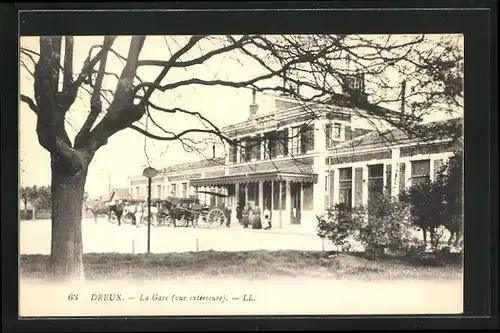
[20,218,341,255]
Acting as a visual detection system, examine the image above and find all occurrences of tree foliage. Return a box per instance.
[400,149,463,249]
[359,193,414,258]
[20,185,52,210]
[316,203,362,253]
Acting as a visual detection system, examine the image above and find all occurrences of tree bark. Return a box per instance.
[49,153,89,281]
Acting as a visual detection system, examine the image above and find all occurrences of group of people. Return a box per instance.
[236,203,272,230]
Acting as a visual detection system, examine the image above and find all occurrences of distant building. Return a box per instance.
[109,188,131,203]
[129,77,462,232]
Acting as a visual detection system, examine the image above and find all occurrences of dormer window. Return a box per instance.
[333,123,342,139]
[325,122,344,148]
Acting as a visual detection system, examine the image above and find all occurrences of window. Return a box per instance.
[368,164,384,201]
[325,123,342,148]
[338,167,353,207]
[135,186,140,198]
[240,140,249,162]
[433,159,444,179]
[229,144,238,163]
[411,159,431,186]
[342,73,365,94]
[290,126,301,155]
[277,129,289,156]
[156,185,162,199]
[171,183,177,197]
[264,132,278,159]
[300,124,315,153]
[324,175,329,191]
[246,137,261,161]
[182,182,188,198]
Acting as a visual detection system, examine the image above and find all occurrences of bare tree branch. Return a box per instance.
[136,35,206,103]
[20,94,38,114]
[74,36,116,148]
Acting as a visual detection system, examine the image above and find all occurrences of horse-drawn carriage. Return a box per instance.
[117,191,231,228]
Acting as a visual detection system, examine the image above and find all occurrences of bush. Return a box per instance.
[356,194,413,259]
[316,203,362,253]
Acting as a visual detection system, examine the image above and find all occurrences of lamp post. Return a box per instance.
[143,166,159,254]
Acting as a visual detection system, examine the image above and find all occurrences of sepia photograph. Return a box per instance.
[19,32,465,317]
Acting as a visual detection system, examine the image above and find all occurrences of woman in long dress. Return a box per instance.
[241,205,250,228]
[252,206,262,229]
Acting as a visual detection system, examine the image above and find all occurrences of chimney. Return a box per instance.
[342,73,368,104]
[249,88,259,118]
[400,80,406,113]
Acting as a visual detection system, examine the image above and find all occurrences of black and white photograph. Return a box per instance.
[18,28,466,317]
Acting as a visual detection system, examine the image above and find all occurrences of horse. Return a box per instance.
[445,216,463,247]
[85,202,125,225]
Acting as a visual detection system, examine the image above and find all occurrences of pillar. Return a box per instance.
[313,155,326,212]
[333,166,339,204]
[314,118,328,153]
[232,183,239,222]
[391,148,400,198]
[405,161,412,189]
[258,181,264,211]
[285,180,291,225]
[259,133,266,160]
[362,165,369,207]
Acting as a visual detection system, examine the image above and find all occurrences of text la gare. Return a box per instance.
[140,293,168,301]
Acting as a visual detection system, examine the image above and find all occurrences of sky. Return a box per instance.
[19,34,463,199]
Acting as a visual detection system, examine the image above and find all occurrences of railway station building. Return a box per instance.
[128,79,462,233]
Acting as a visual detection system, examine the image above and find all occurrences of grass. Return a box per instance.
[20,250,463,282]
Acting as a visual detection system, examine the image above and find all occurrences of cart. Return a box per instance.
[194,190,232,228]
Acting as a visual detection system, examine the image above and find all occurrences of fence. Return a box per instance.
[20,209,95,220]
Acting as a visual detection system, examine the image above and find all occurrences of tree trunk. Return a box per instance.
[50,154,89,282]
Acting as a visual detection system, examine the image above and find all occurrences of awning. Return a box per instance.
[196,190,229,198]
[189,171,318,187]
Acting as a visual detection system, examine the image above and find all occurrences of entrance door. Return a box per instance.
[238,183,246,207]
[290,182,301,224]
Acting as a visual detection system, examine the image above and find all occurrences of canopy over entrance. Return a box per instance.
[190,171,318,187]
[196,190,229,198]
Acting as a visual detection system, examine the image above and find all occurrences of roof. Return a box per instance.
[190,158,317,187]
[161,157,226,174]
[334,117,463,153]
[190,171,317,187]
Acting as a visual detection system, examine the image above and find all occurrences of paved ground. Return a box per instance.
[20,218,341,255]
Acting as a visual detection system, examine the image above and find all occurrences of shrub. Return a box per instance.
[356,193,413,259]
[316,203,363,253]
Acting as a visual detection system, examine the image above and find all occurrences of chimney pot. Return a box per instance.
[249,89,259,118]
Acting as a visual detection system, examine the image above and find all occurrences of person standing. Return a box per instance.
[241,205,250,228]
[252,206,262,229]
[263,206,272,230]
[236,202,243,225]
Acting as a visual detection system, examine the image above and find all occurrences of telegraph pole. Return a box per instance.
[143,167,159,254]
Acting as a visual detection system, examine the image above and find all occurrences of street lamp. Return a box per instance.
[142,166,159,254]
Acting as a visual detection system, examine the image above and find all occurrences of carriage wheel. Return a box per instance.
[206,208,226,228]
[122,213,134,225]
[141,214,156,226]
[165,215,176,227]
